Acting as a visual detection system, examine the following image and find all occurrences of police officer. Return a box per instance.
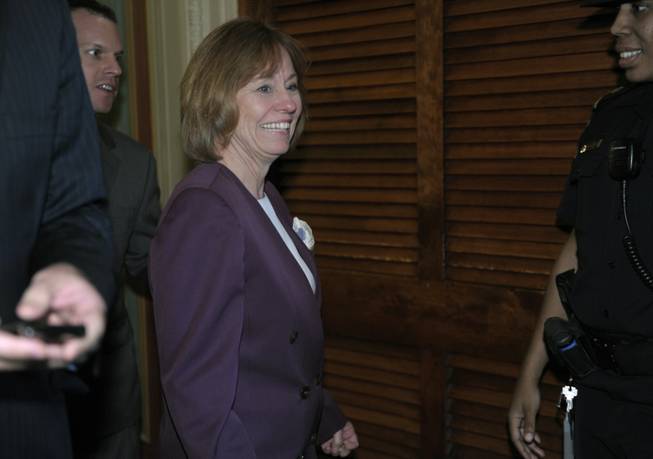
[508,2,653,458]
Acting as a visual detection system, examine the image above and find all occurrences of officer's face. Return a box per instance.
[612,2,653,82]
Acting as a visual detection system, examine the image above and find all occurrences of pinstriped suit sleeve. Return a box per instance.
[0,0,113,456]
[28,1,114,305]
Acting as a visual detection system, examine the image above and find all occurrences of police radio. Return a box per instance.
[543,317,597,379]
[608,139,643,180]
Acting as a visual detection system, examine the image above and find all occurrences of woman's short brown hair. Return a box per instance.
[180,18,308,162]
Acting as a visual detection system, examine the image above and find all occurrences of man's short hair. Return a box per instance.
[68,0,117,23]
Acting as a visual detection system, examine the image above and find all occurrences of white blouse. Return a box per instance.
[257,194,316,293]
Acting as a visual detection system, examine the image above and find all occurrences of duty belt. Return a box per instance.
[586,329,653,376]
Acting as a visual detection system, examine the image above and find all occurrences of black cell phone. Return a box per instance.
[0,321,85,343]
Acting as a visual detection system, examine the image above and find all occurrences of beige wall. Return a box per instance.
[147,0,238,201]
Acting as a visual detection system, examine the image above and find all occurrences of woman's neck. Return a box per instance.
[218,144,271,199]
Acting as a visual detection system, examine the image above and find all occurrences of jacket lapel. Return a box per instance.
[217,164,320,301]
[264,181,320,299]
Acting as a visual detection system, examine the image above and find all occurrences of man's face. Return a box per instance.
[612,2,653,82]
[71,9,123,114]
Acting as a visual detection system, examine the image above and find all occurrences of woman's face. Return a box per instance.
[612,2,653,82]
[232,49,302,159]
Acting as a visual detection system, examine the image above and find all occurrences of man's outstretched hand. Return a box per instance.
[0,263,106,370]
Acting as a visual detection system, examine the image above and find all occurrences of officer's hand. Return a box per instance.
[508,379,545,458]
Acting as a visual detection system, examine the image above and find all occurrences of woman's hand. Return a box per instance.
[320,421,359,457]
[508,379,545,459]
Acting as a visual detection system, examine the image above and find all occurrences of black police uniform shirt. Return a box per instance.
[557,83,653,338]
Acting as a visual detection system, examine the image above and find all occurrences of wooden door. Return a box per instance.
[240,1,619,457]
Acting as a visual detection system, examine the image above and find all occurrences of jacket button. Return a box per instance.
[314,373,322,386]
[289,331,298,344]
[300,385,310,399]
[310,433,317,443]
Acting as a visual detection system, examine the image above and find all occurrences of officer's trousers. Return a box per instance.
[575,385,653,458]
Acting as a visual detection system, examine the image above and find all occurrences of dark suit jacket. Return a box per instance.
[150,163,347,459]
[68,123,160,450]
[0,0,113,457]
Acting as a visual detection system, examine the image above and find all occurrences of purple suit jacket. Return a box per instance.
[150,163,346,459]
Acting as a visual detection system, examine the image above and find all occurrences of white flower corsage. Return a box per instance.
[292,217,315,250]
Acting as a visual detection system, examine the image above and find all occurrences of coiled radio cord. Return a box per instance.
[621,179,653,290]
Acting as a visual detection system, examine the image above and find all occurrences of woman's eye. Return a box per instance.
[287,82,299,92]
[256,85,272,94]
[87,48,101,58]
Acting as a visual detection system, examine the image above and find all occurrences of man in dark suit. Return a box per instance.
[0,0,114,457]
[66,1,161,458]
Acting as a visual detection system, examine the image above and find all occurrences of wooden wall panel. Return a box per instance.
[323,338,423,459]
[447,355,563,459]
[270,0,421,278]
[240,0,621,458]
[321,341,567,459]
[443,0,618,289]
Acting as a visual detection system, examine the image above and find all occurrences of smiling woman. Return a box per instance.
[510,1,653,458]
[149,18,359,459]
[610,1,653,82]
[178,19,308,166]
[229,50,302,171]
